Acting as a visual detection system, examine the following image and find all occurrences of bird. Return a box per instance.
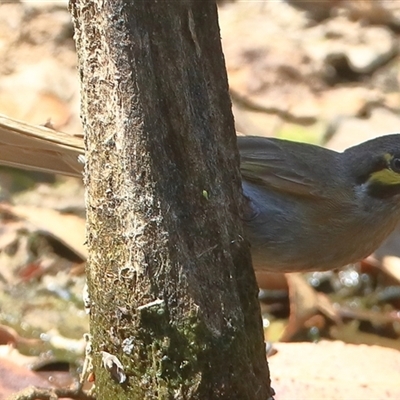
[239,135,400,272]
[1,115,400,273]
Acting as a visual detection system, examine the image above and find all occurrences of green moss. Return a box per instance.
[135,306,204,393]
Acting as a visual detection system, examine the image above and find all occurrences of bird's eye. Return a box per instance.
[390,157,400,173]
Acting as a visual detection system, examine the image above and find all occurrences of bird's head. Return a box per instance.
[344,134,400,199]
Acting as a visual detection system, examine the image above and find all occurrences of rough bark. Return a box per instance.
[69,1,272,399]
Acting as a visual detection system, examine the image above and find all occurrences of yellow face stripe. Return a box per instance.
[384,153,393,162]
[369,167,400,186]
[367,153,400,186]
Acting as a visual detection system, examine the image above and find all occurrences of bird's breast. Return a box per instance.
[242,180,400,272]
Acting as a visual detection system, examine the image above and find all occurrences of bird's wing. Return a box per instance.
[0,115,84,177]
[238,136,334,198]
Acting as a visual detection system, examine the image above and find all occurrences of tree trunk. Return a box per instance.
[69,1,272,398]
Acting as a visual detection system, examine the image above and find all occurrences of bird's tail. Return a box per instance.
[0,115,84,177]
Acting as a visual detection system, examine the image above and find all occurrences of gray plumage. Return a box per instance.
[239,135,400,272]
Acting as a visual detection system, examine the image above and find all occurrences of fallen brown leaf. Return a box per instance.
[0,203,86,260]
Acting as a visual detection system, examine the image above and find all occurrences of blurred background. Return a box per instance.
[0,0,400,397]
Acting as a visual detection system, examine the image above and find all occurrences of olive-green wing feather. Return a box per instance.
[238,136,338,198]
